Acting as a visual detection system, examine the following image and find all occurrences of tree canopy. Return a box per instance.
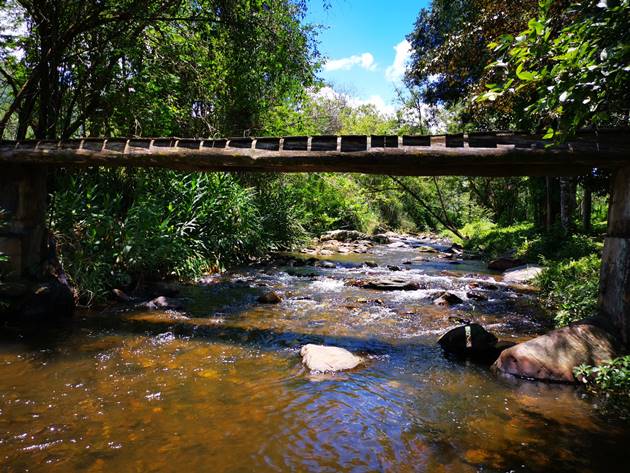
[0,0,321,139]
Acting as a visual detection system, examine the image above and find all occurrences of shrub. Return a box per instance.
[536,254,601,327]
[456,221,536,258]
[574,356,630,395]
[517,232,601,262]
[51,169,307,303]
[286,174,378,236]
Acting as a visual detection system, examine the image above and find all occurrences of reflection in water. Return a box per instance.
[1,238,628,472]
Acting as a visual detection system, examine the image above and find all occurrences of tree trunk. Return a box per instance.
[582,184,592,233]
[598,166,630,346]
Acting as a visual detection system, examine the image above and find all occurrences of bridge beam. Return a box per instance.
[599,166,630,347]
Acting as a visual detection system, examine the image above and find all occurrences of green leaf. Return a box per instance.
[516,64,536,81]
[543,128,555,139]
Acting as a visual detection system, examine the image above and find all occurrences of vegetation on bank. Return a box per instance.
[575,356,630,396]
[457,221,603,327]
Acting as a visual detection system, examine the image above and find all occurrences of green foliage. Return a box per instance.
[405,0,537,128]
[520,232,602,261]
[575,356,630,394]
[0,0,320,139]
[51,169,306,302]
[478,0,630,137]
[456,221,536,257]
[286,174,378,235]
[536,254,601,326]
[457,220,602,328]
[457,221,601,262]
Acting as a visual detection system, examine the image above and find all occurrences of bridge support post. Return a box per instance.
[0,165,48,279]
[598,166,630,347]
[0,165,74,320]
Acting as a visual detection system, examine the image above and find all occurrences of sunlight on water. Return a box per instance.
[1,239,628,472]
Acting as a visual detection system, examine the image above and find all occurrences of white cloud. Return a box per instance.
[310,86,396,116]
[349,95,397,116]
[385,39,412,82]
[324,52,377,72]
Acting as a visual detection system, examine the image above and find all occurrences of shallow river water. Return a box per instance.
[1,235,629,472]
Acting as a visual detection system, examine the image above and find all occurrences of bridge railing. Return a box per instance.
[1,129,628,154]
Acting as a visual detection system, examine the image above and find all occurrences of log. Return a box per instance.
[0,131,628,176]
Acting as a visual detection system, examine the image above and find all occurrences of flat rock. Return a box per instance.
[317,261,336,269]
[488,257,525,271]
[502,265,543,284]
[112,288,132,302]
[358,277,420,291]
[492,321,622,382]
[142,296,185,311]
[257,291,282,304]
[300,344,363,372]
[363,261,378,268]
[370,234,391,244]
[417,245,439,253]
[466,291,488,301]
[320,230,368,242]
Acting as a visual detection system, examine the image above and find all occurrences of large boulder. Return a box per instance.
[492,321,622,382]
[502,265,543,284]
[300,344,363,372]
[320,230,368,242]
[488,257,525,271]
[438,323,499,359]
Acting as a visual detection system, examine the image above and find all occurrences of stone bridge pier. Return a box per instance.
[0,165,74,320]
[599,166,630,347]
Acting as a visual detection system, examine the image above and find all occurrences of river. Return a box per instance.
[1,234,628,472]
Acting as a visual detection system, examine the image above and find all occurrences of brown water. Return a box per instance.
[1,236,629,472]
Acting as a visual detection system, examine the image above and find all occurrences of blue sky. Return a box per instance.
[305,0,430,113]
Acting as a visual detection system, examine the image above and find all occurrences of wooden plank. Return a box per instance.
[282,136,308,151]
[1,145,628,176]
[255,137,280,151]
[402,135,430,146]
[311,136,337,151]
[341,135,367,152]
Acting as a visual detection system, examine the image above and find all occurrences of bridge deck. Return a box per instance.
[1,130,628,176]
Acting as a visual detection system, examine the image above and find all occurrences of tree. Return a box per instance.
[0,0,321,140]
[477,0,630,139]
[405,0,537,128]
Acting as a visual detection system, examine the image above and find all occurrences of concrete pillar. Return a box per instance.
[0,165,48,280]
[599,166,630,347]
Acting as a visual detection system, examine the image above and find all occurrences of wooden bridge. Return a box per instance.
[1,130,630,353]
[1,130,629,176]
